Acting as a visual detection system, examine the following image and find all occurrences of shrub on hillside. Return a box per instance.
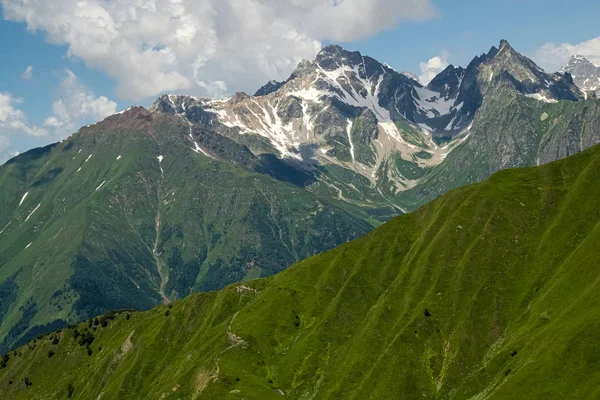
[67,383,75,398]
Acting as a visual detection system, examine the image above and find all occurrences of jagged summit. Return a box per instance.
[561,54,600,96]
[254,80,286,97]
[317,44,345,56]
[569,54,590,62]
[144,40,585,193]
[138,40,589,199]
[498,39,513,51]
[471,39,584,103]
[400,70,420,82]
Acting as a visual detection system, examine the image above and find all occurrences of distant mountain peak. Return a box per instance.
[561,54,600,96]
[400,70,420,83]
[498,39,513,52]
[318,44,345,55]
[315,45,365,71]
[572,54,590,61]
[561,54,597,70]
[315,44,351,63]
[254,80,286,96]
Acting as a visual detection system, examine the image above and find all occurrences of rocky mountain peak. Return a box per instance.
[426,65,465,104]
[254,80,286,96]
[562,54,596,69]
[400,70,420,82]
[143,41,589,197]
[487,40,523,68]
[498,39,513,52]
[473,40,584,103]
[561,54,600,96]
[150,94,200,115]
[315,45,364,71]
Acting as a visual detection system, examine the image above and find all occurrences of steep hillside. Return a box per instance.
[0,107,373,353]
[2,142,600,399]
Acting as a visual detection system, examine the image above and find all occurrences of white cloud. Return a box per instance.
[419,50,449,85]
[0,93,46,137]
[533,36,600,73]
[0,92,47,164]
[1,0,437,100]
[0,135,16,165]
[43,69,117,131]
[0,71,117,164]
[21,65,33,80]
[0,134,12,161]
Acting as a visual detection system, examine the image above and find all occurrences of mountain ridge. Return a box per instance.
[1,39,600,355]
[0,104,375,352]
[145,40,595,211]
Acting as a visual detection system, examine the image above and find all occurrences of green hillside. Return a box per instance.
[2,140,600,399]
[0,107,374,352]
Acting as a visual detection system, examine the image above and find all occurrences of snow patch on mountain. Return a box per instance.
[346,119,355,162]
[525,93,558,103]
[19,192,28,207]
[413,86,459,118]
[25,203,41,222]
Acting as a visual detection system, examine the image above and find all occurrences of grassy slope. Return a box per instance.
[0,108,374,353]
[2,141,600,399]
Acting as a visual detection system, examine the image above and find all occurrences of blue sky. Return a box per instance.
[347,0,600,71]
[1,0,599,162]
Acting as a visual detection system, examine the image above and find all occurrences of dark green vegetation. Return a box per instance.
[0,108,374,353]
[3,142,600,399]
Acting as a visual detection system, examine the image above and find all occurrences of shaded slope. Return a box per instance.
[2,143,600,399]
[0,107,373,353]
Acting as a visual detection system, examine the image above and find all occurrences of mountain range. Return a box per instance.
[2,137,600,399]
[1,40,599,353]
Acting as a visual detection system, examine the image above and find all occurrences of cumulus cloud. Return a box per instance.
[533,36,600,73]
[43,69,117,131]
[1,0,437,100]
[0,92,47,163]
[0,93,46,137]
[0,134,15,164]
[419,50,449,85]
[21,65,33,80]
[0,71,117,164]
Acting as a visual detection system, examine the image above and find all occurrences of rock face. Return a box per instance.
[254,80,286,96]
[561,54,600,97]
[150,41,593,211]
